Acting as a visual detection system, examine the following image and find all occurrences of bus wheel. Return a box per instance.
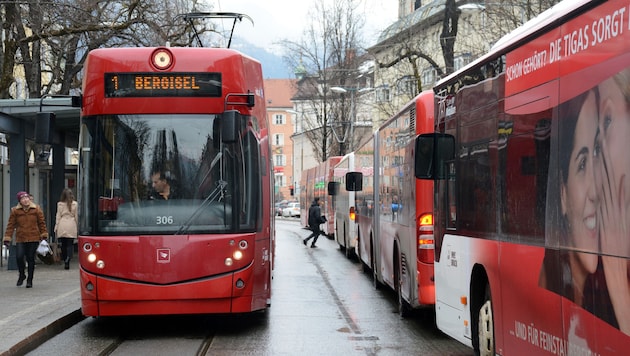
[359,234,370,273]
[395,250,411,318]
[344,226,351,259]
[371,241,381,290]
[372,267,380,290]
[477,284,495,356]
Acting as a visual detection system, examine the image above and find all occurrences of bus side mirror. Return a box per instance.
[345,172,363,191]
[222,110,240,143]
[415,133,455,180]
[328,181,339,196]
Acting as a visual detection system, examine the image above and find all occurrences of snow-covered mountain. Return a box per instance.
[231,38,294,79]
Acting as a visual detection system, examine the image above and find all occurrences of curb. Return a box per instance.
[1,309,85,356]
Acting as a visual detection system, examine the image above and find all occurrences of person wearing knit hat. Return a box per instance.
[16,191,29,201]
[3,191,49,288]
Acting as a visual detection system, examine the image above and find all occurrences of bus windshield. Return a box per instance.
[78,114,261,235]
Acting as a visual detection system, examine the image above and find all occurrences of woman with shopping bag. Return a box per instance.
[2,191,49,288]
[54,188,78,270]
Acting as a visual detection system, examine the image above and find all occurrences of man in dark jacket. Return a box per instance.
[303,197,325,248]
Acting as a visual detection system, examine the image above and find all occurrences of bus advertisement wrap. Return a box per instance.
[431,1,630,354]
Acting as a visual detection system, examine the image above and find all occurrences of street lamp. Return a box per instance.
[329,86,356,155]
[286,108,306,197]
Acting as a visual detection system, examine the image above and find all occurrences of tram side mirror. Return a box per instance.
[415,133,455,180]
[221,110,240,143]
[327,181,339,196]
[246,93,255,107]
[71,95,82,108]
[345,172,363,191]
[212,119,221,149]
[35,112,56,144]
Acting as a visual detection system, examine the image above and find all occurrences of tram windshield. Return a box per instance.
[78,114,261,235]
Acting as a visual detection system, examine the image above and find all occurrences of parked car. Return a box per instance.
[282,202,300,217]
[275,202,287,216]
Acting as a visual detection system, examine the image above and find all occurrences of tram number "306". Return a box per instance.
[156,216,174,225]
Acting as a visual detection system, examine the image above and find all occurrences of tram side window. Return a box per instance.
[241,129,260,230]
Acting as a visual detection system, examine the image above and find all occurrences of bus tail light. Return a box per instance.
[417,213,434,263]
[349,206,356,221]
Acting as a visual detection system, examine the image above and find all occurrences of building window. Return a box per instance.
[375,86,391,103]
[274,155,286,166]
[275,173,285,187]
[274,114,286,125]
[422,68,438,87]
[396,76,418,97]
[274,134,284,146]
[454,53,473,71]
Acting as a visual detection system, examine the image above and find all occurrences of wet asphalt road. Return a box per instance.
[27,218,472,355]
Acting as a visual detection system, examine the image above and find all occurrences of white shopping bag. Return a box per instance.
[37,239,52,255]
[37,240,54,264]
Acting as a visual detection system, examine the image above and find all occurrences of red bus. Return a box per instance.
[77,46,274,316]
[417,0,630,354]
[331,152,358,257]
[350,91,435,316]
[299,156,341,237]
[353,134,376,271]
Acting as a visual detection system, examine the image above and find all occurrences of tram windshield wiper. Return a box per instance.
[175,180,228,235]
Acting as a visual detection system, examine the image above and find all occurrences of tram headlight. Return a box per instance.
[233,250,243,260]
[225,257,233,266]
[96,260,105,269]
[87,253,97,263]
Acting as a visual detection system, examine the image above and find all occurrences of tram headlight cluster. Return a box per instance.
[224,239,248,267]
[83,242,105,269]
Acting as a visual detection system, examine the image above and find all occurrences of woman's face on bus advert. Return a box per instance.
[594,72,630,258]
[597,76,630,215]
[562,90,599,271]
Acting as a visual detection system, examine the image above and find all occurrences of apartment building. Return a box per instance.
[264,79,297,202]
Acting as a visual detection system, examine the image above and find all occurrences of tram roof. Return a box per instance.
[0,97,80,147]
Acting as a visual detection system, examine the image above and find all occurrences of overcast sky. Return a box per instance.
[212,0,398,52]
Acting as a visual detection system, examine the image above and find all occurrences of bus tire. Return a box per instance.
[476,283,495,356]
[344,225,351,259]
[358,233,370,273]
[371,239,381,290]
[372,267,380,290]
[395,248,411,318]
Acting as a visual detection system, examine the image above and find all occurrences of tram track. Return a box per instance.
[96,337,124,356]
[94,333,216,356]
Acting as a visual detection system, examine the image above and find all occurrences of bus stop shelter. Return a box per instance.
[0,97,80,269]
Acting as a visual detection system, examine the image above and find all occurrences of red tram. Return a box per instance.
[77,46,274,316]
